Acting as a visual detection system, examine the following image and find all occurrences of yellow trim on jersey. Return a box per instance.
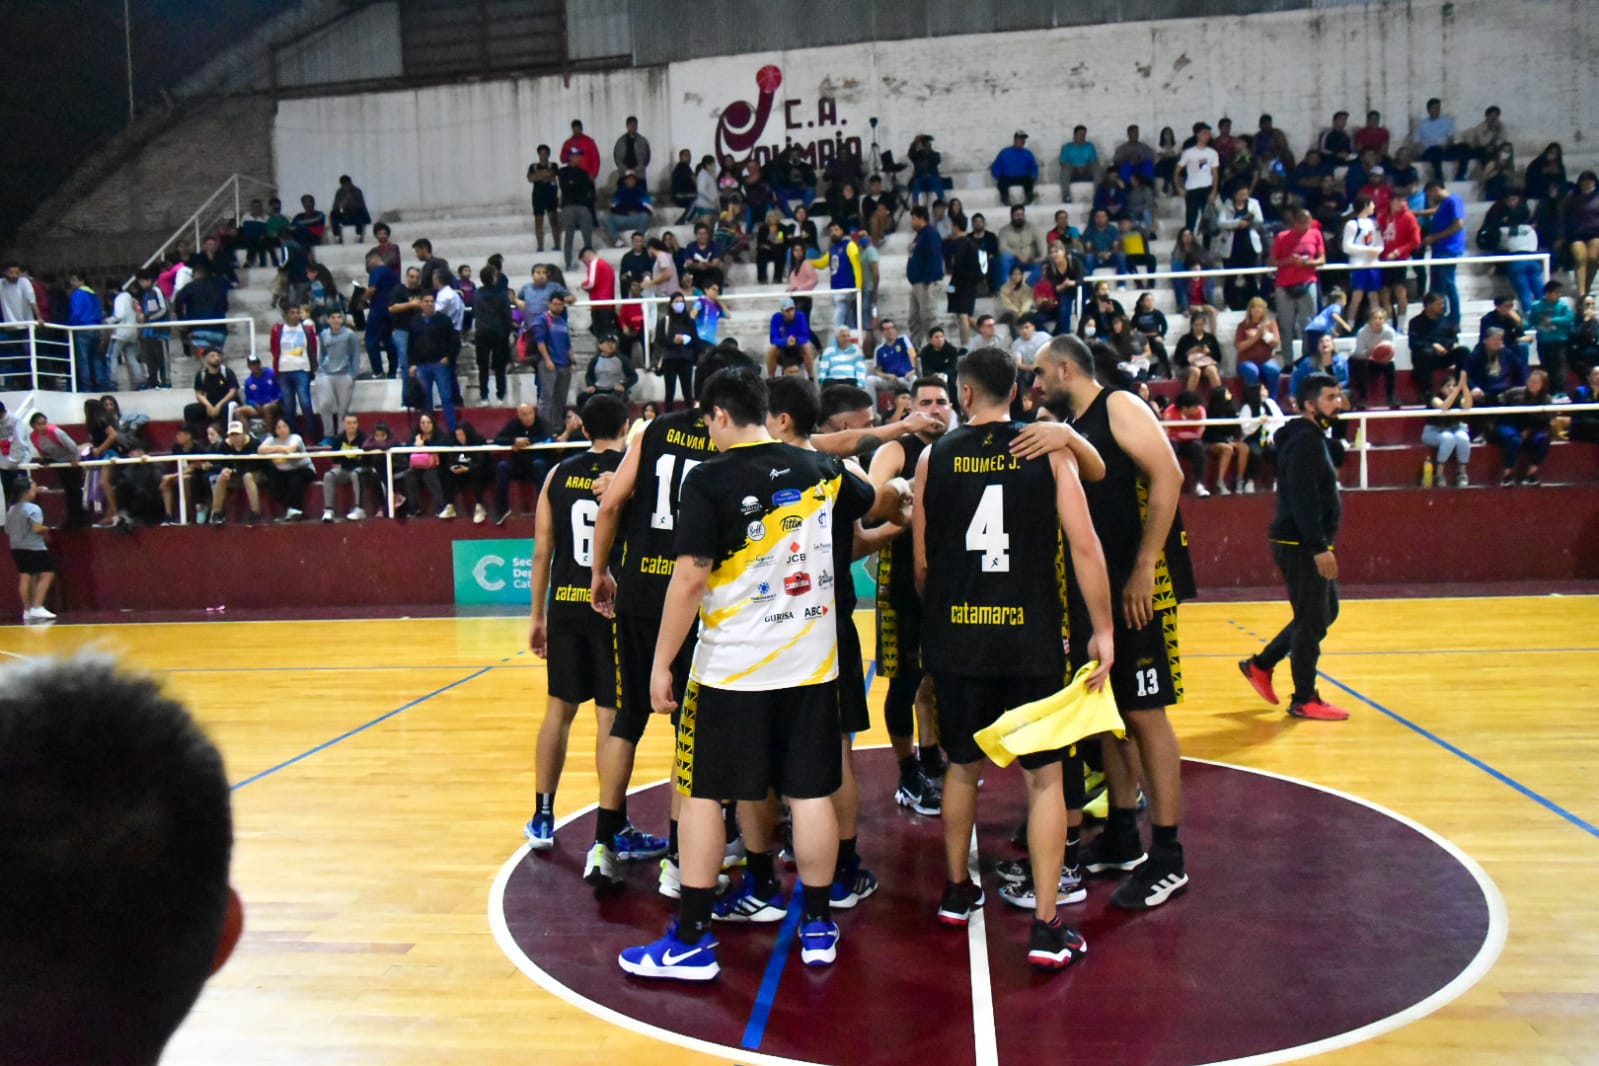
[801,646,838,686]
[710,618,822,686]
[704,475,840,592]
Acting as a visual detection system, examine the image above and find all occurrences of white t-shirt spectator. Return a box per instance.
[1417,114,1455,149]
[1341,216,1384,269]
[1012,330,1053,368]
[277,322,313,374]
[1178,145,1219,191]
[0,277,38,323]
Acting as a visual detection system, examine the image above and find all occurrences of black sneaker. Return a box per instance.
[1027,918,1087,971]
[1109,843,1189,910]
[894,771,941,816]
[1081,831,1147,875]
[936,880,985,927]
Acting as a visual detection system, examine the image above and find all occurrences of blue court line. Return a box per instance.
[1226,618,1599,840]
[741,896,804,1050]
[229,666,492,791]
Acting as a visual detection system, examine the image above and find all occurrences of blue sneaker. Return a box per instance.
[524,813,555,851]
[618,921,720,982]
[712,878,786,923]
[614,822,669,861]
[799,918,840,966]
[830,864,879,909]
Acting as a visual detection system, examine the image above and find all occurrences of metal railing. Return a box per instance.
[0,317,259,393]
[1072,251,1553,326]
[134,173,277,280]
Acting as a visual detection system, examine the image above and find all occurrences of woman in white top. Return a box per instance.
[1348,307,1400,409]
[1238,380,1287,493]
[257,417,315,520]
[1176,124,1220,235]
[1341,194,1385,325]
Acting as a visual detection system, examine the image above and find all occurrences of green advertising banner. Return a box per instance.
[452,538,535,605]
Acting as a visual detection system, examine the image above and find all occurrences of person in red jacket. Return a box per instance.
[560,120,601,180]
[1380,194,1423,319]
[578,246,617,338]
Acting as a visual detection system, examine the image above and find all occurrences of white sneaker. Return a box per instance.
[347,507,367,521]
[438,504,457,519]
[1194,484,1211,498]
[31,606,55,620]
[1242,479,1256,494]
[321,510,334,523]
[473,504,487,524]
[285,508,304,521]
[1216,483,1232,495]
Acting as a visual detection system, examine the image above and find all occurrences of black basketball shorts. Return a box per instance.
[612,613,696,744]
[674,680,843,801]
[546,619,618,709]
[930,673,1062,769]
[836,613,870,735]
[1071,609,1184,714]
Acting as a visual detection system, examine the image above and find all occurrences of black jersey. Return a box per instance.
[920,421,1069,679]
[547,449,624,626]
[875,434,930,611]
[1068,388,1197,617]
[615,408,720,619]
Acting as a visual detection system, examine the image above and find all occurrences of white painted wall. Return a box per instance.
[276,0,1599,215]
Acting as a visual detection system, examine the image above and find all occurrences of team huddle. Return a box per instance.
[523,334,1201,981]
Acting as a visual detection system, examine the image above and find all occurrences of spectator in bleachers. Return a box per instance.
[823,141,865,198]
[861,174,898,245]
[1480,293,1528,350]
[1460,105,1510,178]
[528,290,573,429]
[613,116,650,183]
[1059,125,1100,189]
[1408,291,1465,397]
[1234,297,1283,398]
[581,332,636,408]
[321,414,369,523]
[1484,190,1545,315]
[208,421,261,524]
[233,354,279,428]
[1080,280,1125,339]
[270,303,318,443]
[578,245,619,340]
[1239,380,1286,493]
[25,413,84,527]
[755,211,789,285]
[1114,125,1157,186]
[1480,145,1519,203]
[667,149,696,224]
[1105,313,1152,382]
[1011,318,1052,376]
[816,326,865,388]
[1524,143,1568,200]
[1564,171,1599,299]
[1528,280,1575,395]
[1344,196,1385,326]
[172,261,228,359]
[945,214,983,347]
[1120,216,1157,278]
[446,422,493,523]
[492,403,551,524]
[257,416,314,521]
[184,347,238,433]
[1213,117,1240,168]
[765,297,815,380]
[329,176,370,245]
[970,212,1002,292]
[770,145,817,216]
[1081,208,1127,287]
[1422,370,1474,487]
[1217,184,1267,307]
[1152,126,1179,195]
[1318,111,1355,166]
[527,145,561,252]
[367,222,401,273]
[557,152,598,269]
[603,172,653,248]
[1172,232,1218,331]
[617,231,653,294]
[474,264,513,403]
[1041,242,1081,336]
[317,310,358,441]
[919,325,958,382]
[997,265,1036,332]
[903,205,943,345]
[652,291,698,406]
[1288,334,1350,410]
[1348,307,1399,409]
[1493,368,1553,486]
[869,319,917,409]
[907,134,943,207]
[785,244,818,314]
[997,204,1046,286]
[742,163,779,226]
[693,282,727,348]
[1352,111,1388,160]
[1271,208,1327,346]
[826,181,862,234]
[1380,194,1422,319]
[66,273,106,391]
[1416,98,1463,182]
[1467,326,1526,403]
[362,420,401,515]
[824,222,861,331]
[1572,295,1599,382]
[383,265,425,380]
[990,130,1038,206]
[401,413,451,518]
[1173,314,1223,393]
[1387,146,1422,191]
[1256,114,1292,164]
[158,426,206,523]
[786,204,820,256]
[305,257,343,329]
[1176,123,1220,236]
[122,270,162,390]
[1092,170,1127,219]
[688,155,719,221]
[561,119,601,180]
[289,195,326,248]
[1130,291,1170,376]
[241,199,273,267]
[682,223,724,292]
[1203,385,1249,494]
[1566,365,1599,444]
[1303,287,1350,356]
[1163,390,1209,495]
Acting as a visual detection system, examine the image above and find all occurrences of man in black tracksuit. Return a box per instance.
[1238,372,1352,721]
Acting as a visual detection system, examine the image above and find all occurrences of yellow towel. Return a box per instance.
[973,663,1124,768]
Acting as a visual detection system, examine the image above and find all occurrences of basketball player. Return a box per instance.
[915,347,1115,972]
[868,377,955,813]
[766,379,913,908]
[526,395,629,854]
[589,348,753,893]
[617,368,901,980]
[1017,335,1197,911]
[1239,371,1352,721]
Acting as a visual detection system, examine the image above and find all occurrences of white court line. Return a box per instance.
[965,826,1000,1066]
[488,752,1508,1066]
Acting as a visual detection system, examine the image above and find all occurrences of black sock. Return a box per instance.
[801,882,831,923]
[723,802,740,843]
[667,818,679,863]
[1065,833,1081,867]
[836,837,858,877]
[746,851,778,896]
[535,792,555,817]
[918,746,944,773]
[1152,824,1180,849]
[898,755,920,788]
[1108,806,1139,839]
[594,807,626,848]
[680,886,716,940]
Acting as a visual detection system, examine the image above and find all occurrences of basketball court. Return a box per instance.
[4,594,1596,1064]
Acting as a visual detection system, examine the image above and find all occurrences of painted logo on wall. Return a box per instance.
[713,64,865,171]
[452,538,534,605]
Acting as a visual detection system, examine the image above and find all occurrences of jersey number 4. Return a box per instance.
[965,484,1010,573]
[650,454,702,531]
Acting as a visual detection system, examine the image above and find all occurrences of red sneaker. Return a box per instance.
[1238,659,1278,705]
[1288,698,1350,721]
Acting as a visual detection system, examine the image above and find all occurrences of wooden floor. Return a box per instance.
[4,596,1597,1066]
